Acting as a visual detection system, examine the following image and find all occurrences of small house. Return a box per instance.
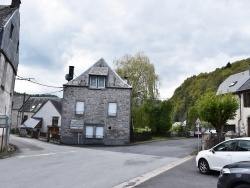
[61,59,132,145]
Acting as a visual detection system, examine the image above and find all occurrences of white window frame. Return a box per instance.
[75,101,84,115]
[90,76,97,88]
[96,127,104,139]
[108,102,117,116]
[89,76,106,88]
[86,126,94,138]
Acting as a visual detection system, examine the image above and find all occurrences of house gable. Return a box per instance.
[64,58,131,89]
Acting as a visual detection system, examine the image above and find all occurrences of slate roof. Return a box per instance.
[19,97,61,113]
[12,95,29,110]
[0,5,18,47]
[64,58,132,89]
[50,99,63,115]
[216,70,250,95]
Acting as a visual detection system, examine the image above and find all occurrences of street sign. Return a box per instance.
[196,118,201,128]
[0,115,7,128]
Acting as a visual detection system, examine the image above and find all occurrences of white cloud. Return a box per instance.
[9,0,250,99]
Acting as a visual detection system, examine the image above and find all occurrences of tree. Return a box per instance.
[147,100,173,135]
[196,92,239,142]
[114,52,160,103]
[114,52,163,133]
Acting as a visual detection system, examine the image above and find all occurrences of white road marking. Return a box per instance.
[18,151,77,158]
[113,155,194,188]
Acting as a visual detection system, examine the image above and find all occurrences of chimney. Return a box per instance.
[65,66,74,82]
[10,0,21,8]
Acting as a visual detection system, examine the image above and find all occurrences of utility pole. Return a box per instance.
[21,92,26,124]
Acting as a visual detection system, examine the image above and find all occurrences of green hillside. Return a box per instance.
[170,58,250,124]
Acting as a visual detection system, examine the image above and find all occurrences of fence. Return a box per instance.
[131,131,152,142]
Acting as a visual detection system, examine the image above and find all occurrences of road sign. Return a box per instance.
[0,115,7,128]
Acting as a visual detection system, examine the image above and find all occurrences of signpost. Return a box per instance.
[196,118,201,152]
[0,115,9,156]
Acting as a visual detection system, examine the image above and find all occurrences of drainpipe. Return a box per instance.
[238,93,241,137]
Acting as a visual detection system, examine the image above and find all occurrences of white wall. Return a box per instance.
[33,101,61,133]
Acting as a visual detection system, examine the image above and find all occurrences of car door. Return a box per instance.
[208,140,236,171]
[232,140,250,163]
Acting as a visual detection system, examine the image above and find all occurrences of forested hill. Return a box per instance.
[170,58,250,122]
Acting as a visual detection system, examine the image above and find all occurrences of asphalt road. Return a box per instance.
[135,157,219,188]
[0,135,203,188]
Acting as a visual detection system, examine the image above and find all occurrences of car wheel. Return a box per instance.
[234,184,250,188]
[198,159,210,174]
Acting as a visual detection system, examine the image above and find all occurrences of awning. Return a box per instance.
[20,117,42,129]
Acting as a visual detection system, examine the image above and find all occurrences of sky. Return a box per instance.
[2,0,250,99]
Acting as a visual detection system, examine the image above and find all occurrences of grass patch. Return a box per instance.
[0,145,16,159]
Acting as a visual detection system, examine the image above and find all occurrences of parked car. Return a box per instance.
[196,137,250,174]
[217,161,250,188]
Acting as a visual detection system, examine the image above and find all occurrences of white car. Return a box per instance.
[196,137,250,174]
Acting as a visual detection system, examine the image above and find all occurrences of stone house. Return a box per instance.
[217,67,250,136]
[61,59,132,145]
[0,0,21,137]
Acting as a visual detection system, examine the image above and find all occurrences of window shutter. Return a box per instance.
[86,126,94,138]
[108,103,117,116]
[76,101,84,114]
[96,127,104,138]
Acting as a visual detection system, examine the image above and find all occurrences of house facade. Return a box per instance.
[61,59,132,145]
[0,0,21,137]
[32,99,62,133]
[217,68,250,136]
[20,98,62,137]
[18,97,60,127]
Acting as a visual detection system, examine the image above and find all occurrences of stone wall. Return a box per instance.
[61,86,131,145]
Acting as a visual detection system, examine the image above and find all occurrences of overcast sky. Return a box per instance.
[2,0,250,99]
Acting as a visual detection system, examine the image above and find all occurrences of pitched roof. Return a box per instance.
[64,58,132,89]
[216,70,249,95]
[50,99,63,115]
[12,95,29,110]
[0,5,18,47]
[19,97,60,113]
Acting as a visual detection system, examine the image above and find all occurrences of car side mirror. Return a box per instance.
[210,149,215,154]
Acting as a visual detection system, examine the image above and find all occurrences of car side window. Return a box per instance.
[214,140,237,152]
[237,140,250,151]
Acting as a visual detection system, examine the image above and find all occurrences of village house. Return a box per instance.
[18,97,61,137]
[0,0,21,144]
[217,65,250,136]
[11,94,28,132]
[61,59,132,145]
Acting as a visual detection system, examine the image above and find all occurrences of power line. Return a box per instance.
[16,75,63,89]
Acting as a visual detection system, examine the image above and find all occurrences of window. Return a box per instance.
[89,76,106,88]
[243,93,250,107]
[237,140,250,151]
[85,125,104,139]
[9,23,14,39]
[229,81,237,87]
[96,127,104,139]
[1,61,8,89]
[52,117,59,126]
[214,140,237,152]
[108,103,117,116]
[86,126,94,138]
[76,101,84,115]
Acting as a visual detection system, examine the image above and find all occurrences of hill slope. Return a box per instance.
[170,58,250,123]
